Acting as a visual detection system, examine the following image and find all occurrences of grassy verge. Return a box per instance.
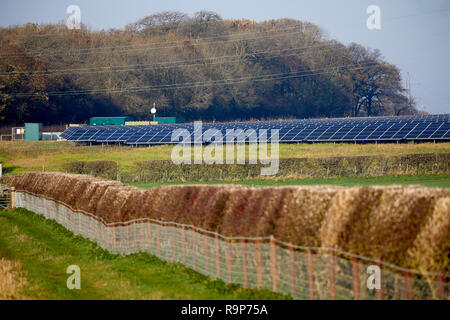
[128,174,450,189]
[0,208,288,300]
[1,140,449,176]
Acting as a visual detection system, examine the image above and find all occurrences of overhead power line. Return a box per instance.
[0,42,346,76]
[2,24,303,40]
[0,25,314,58]
[3,61,377,98]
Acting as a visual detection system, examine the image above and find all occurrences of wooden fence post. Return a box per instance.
[99,219,103,249]
[352,257,360,300]
[78,211,81,237]
[147,222,152,254]
[157,223,161,257]
[164,221,168,260]
[241,241,248,289]
[193,230,197,271]
[98,221,102,249]
[137,221,141,252]
[215,233,221,279]
[306,248,314,300]
[329,249,336,300]
[11,187,16,209]
[45,194,48,218]
[108,226,112,252]
[290,245,296,298]
[437,273,446,300]
[172,226,176,263]
[112,226,117,254]
[377,260,383,300]
[227,238,232,283]
[126,222,130,254]
[270,235,277,292]
[182,226,186,265]
[134,221,137,252]
[256,239,263,288]
[404,271,413,300]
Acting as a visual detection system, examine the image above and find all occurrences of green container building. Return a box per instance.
[154,117,184,124]
[24,123,42,141]
[90,116,133,126]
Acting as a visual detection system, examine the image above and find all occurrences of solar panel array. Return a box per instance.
[61,114,450,145]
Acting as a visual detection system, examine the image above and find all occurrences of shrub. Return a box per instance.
[63,161,118,180]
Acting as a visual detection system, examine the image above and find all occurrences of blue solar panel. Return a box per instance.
[60,127,78,139]
[76,127,101,141]
[61,114,450,145]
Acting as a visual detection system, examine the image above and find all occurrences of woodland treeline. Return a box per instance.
[0,11,418,125]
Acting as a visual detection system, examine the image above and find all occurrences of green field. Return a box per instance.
[1,140,449,176]
[129,174,450,189]
[1,141,449,300]
[0,208,287,300]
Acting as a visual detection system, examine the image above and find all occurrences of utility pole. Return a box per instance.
[405,72,421,112]
[405,72,412,110]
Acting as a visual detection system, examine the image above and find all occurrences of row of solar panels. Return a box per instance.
[60,114,450,144]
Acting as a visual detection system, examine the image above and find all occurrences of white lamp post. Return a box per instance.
[151,103,156,122]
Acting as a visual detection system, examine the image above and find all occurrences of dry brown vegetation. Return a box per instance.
[0,257,28,300]
[11,172,450,275]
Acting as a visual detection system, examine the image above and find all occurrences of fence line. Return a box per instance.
[14,190,449,300]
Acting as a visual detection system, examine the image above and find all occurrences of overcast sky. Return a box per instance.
[1,0,449,114]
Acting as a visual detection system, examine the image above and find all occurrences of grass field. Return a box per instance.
[129,174,450,189]
[1,140,449,175]
[2,141,449,300]
[0,208,288,300]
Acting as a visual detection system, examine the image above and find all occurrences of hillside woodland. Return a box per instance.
[0,11,417,125]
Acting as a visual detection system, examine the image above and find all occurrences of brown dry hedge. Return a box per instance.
[11,172,450,274]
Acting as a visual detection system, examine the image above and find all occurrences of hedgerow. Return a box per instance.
[11,172,450,277]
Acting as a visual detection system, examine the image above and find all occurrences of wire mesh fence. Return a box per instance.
[0,185,11,208]
[14,190,449,300]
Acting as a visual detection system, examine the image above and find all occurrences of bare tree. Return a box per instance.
[126,11,189,32]
[193,11,222,22]
[346,43,413,116]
